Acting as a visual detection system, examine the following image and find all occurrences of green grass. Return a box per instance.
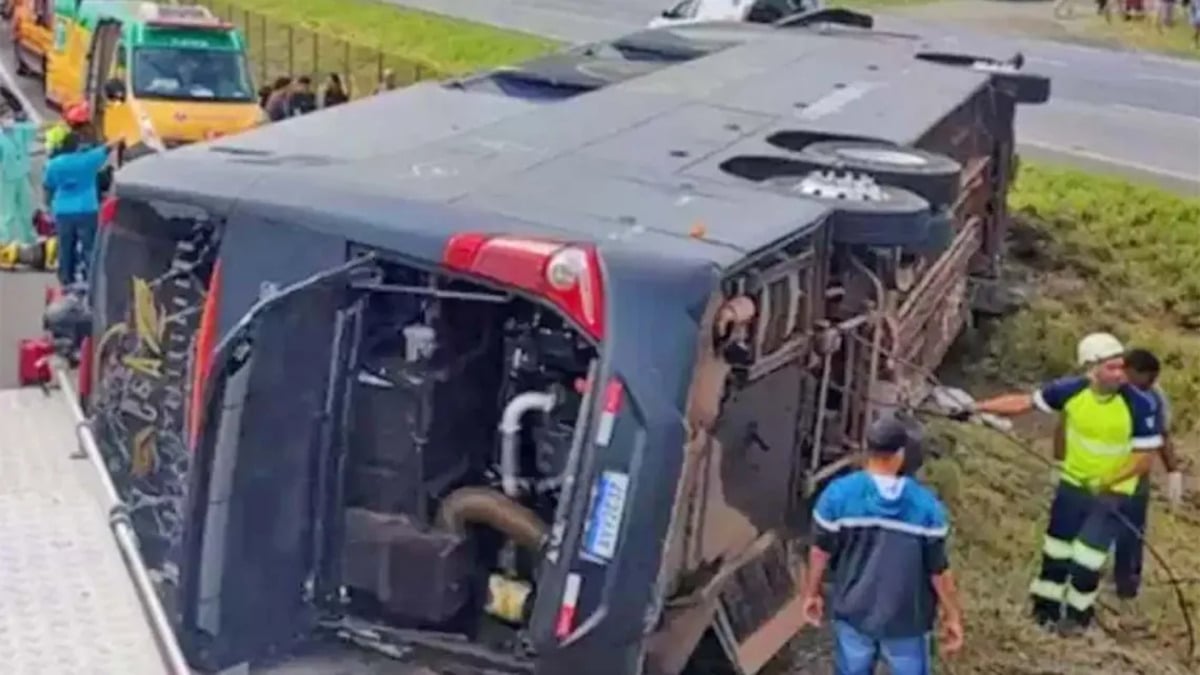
[840,0,943,10]
[976,163,1200,430]
[191,0,558,94]
[921,163,1200,674]
[1083,15,1200,61]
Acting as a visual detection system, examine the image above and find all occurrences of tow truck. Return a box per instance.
[12,10,1048,675]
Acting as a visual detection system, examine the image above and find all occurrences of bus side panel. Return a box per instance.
[90,196,223,571]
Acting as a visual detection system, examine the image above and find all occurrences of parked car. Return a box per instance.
[649,0,820,28]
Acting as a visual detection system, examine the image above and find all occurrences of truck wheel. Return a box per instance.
[785,170,933,247]
[916,51,1050,104]
[795,141,962,208]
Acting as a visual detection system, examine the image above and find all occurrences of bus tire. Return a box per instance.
[788,170,934,247]
[794,141,962,208]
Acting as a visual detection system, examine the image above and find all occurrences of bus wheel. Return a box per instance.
[788,170,935,248]
[794,141,963,209]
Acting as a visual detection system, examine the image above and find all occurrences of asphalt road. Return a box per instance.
[387,0,1200,194]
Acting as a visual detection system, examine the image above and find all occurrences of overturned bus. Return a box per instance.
[82,14,1048,675]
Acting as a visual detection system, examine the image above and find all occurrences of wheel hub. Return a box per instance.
[794,170,887,201]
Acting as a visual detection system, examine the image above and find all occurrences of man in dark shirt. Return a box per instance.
[1112,349,1182,599]
[264,77,293,122]
[289,76,318,116]
[800,415,964,675]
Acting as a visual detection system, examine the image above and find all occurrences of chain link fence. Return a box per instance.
[180,1,444,98]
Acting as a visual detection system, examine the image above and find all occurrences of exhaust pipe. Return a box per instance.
[436,487,548,554]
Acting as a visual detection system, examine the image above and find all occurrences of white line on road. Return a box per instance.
[0,57,45,125]
[1027,56,1068,68]
[1134,73,1200,88]
[1109,102,1200,124]
[1021,138,1200,185]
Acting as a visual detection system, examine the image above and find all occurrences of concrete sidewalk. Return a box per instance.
[0,386,167,674]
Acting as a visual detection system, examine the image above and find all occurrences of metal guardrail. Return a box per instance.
[54,364,191,675]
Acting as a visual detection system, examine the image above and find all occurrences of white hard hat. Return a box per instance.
[1076,332,1124,367]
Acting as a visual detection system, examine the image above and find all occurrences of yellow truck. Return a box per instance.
[45,1,263,155]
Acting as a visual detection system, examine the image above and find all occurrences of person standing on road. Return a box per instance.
[1190,0,1200,46]
[45,102,93,157]
[1157,0,1178,30]
[800,414,965,675]
[0,110,38,246]
[957,333,1161,633]
[264,77,293,122]
[322,73,349,108]
[43,134,114,286]
[289,76,318,116]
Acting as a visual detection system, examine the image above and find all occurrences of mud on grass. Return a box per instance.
[922,163,1200,675]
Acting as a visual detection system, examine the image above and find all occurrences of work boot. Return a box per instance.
[1113,597,1152,635]
[1031,599,1061,632]
[1059,606,1095,637]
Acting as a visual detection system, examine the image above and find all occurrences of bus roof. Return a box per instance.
[116,19,1022,269]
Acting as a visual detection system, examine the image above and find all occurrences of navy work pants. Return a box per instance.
[1030,482,1126,627]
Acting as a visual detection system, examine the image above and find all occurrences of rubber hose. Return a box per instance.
[436,486,548,554]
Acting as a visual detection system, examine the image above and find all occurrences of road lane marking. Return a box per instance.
[1109,103,1200,124]
[1027,56,1068,68]
[1134,73,1200,89]
[1020,138,1200,185]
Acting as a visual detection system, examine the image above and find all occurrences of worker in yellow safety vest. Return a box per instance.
[45,103,94,156]
[952,333,1162,634]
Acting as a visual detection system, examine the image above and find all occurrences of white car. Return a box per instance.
[648,0,822,28]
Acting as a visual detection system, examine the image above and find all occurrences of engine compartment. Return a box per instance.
[336,259,596,655]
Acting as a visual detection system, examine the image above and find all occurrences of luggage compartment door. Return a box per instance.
[176,255,373,671]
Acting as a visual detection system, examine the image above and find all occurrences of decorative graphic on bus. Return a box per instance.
[91,218,218,573]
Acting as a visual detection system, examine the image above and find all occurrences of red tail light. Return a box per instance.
[99,196,118,229]
[442,234,606,339]
[188,261,222,450]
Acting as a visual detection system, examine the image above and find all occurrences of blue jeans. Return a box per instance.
[834,621,931,675]
[56,212,97,287]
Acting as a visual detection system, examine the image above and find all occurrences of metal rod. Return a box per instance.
[54,365,192,675]
[352,282,511,303]
[808,345,834,482]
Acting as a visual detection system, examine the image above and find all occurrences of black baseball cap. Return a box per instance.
[866,414,912,454]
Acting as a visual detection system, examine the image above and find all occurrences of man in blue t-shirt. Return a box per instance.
[1112,348,1183,599]
[800,414,964,675]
